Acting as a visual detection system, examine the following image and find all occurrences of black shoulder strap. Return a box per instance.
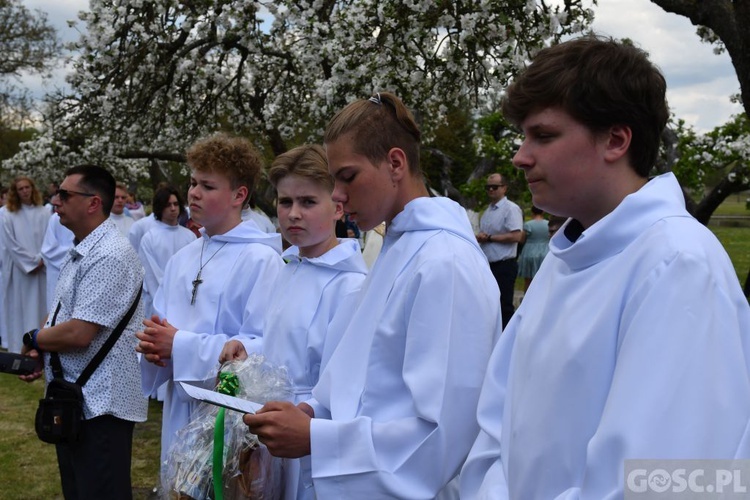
[49,302,64,379]
[50,287,142,387]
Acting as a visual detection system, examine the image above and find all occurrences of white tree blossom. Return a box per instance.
[4,0,593,184]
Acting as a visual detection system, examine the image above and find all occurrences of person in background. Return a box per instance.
[2,176,50,353]
[0,185,7,349]
[241,193,278,233]
[138,186,196,319]
[517,205,549,292]
[476,172,524,328]
[460,36,750,499]
[128,183,166,253]
[109,182,135,236]
[41,202,75,311]
[546,215,567,238]
[125,190,146,220]
[128,212,158,252]
[334,213,348,239]
[44,181,59,212]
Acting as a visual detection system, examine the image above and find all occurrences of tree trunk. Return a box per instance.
[147,158,166,191]
[650,0,750,224]
[693,162,750,224]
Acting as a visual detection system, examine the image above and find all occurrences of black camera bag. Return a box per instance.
[34,288,141,444]
[35,378,84,444]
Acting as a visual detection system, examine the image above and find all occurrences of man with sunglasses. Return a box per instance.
[20,165,147,499]
[476,173,523,328]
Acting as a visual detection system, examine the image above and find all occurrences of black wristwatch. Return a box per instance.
[22,329,39,350]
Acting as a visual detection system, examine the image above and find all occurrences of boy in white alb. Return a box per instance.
[41,211,75,311]
[242,93,501,498]
[221,144,367,500]
[138,186,195,318]
[136,134,284,476]
[459,37,750,499]
[2,176,50,353]
[108,183,134,236]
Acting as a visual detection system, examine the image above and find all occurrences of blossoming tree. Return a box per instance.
[3,0,592,186]
[650,0,750,221]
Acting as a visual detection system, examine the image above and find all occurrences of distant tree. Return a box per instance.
[659,114,750,224]
[650,0,750,219]
[3,0,593,190]
[472,111,526,200]
[0,0,59,129]
[0,126,36,162]
[423,104,479,201]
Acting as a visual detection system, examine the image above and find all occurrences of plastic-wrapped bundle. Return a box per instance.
[164,354,293,499]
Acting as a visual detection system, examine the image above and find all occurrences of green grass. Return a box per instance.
[514,195,750,290]
[712,194,750,216]
[0,378,57,499]
[710,226,750,285]
[0,378,162,499]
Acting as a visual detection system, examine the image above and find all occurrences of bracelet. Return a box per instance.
[31,329,41,351]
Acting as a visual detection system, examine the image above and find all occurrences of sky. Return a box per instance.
[19,0,744,133]
[588,0,742,132]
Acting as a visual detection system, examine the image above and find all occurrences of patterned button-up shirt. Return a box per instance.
[44,218,147,422]
[479,197,523,262]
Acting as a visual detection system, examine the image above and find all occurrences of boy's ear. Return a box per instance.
[603,124,632,163]
[333,200,344,221]
[386,147,408,182]
[233,186,249,207]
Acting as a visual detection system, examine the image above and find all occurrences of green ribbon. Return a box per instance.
[213,371,240,500]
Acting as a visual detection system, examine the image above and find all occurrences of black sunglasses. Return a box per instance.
[56,188,96,202]
[485,184,505,191]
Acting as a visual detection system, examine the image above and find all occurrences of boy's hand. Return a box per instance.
[243,401,312,458]
[136,316,177,366]
[219,339,247,363]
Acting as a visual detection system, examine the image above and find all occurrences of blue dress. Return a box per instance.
[518,218,549,279]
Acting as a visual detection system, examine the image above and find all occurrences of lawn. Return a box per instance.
[708,193,750,286]
[710,226,750,285]
[711,193,750,216]
[0,377,162,500]
[513,210,750,291]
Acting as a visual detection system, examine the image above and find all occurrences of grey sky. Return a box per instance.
[588,0,741,132]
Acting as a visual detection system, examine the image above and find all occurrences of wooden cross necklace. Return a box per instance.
[191,239,228,305]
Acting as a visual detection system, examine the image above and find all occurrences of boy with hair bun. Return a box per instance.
[243,92,501,498]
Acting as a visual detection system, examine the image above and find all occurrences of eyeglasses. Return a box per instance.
[485,184,505,191]
[56,188,96,202]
